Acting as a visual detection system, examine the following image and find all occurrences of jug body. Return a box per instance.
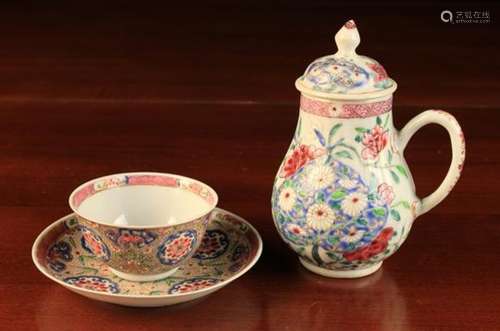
[272,95,420,278]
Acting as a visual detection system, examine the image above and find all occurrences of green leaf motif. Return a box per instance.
[383,114,390,128]
[354,135,362,143]
[357,218,368,226]
[296,117,302,138]
[373,208,386,217]
[395,165,408,178]
[376,116,382,126]
[326,251,340,261]
[355,127,368,133]
[401,201,411,209]
[312,245,323,265]
[328,123,343,144]
[330,201,341,210]
[387,150,393,164]
[68,237,77,248]
[328,236,339,245]
[391,209,401,221]
[331,190,346,200]
[335,150,353,159]
[391,200,411,209]
[390,170,400,183]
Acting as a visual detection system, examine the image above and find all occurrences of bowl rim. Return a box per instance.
[32,208,263,300]
[68,171,218,229]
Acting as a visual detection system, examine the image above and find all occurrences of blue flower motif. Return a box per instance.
[47,241,73,272]
[157,230,197,265]
[64,276,119,294]
[272,157,389,258]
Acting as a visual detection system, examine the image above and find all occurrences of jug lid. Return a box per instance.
[296,20,397,100]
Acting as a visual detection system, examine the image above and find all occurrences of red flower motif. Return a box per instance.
[368,62,388,82]
[167,237,191,258]
[377,183,394,205]
[361,125,388,160]
[378,227,394,241]
[118,234,144,246]
[83,232,103,255]
[280,145,325,178]
[343,227,394,262]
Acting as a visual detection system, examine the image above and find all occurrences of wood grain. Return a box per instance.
[0,2,499,330]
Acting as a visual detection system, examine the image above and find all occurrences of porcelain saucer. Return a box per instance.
[32,208,262,307]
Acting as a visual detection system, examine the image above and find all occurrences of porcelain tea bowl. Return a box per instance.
[68,172,218,282]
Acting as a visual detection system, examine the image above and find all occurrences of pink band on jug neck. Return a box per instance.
[300,95,392,118]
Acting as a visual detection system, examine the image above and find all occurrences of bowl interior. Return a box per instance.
[70,173,216,227]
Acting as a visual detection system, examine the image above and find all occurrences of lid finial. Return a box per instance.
[335,19,360,56]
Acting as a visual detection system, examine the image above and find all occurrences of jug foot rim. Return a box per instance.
[299,258,382,278]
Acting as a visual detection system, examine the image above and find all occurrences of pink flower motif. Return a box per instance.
[368,62,388,82]
[280,145,325,178]
[377,183,394,205]
[361,125,388,160]
[287,224,306,236]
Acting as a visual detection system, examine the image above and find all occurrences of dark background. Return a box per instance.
[0,1,499,330]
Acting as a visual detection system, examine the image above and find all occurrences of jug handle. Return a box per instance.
[398,110,465,216]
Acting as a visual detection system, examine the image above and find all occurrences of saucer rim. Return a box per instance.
[31,208,263,299]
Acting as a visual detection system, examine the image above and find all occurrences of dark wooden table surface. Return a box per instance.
[1,2,499,330]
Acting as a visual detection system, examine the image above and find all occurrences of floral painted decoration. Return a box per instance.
[105,229,157,248]
[64,276,120,294]
[229,243,250,272]
[193,230,229,260]
[41,210,260,296]
[343,227,394,261]
[157,230,197,265]
[274,157,390,255]
[360,125,388,160]
[47,241,73,272]
[272,114,413,271]
[280,144,325,178]
[168,278,220,294]
[80,226,110,261]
